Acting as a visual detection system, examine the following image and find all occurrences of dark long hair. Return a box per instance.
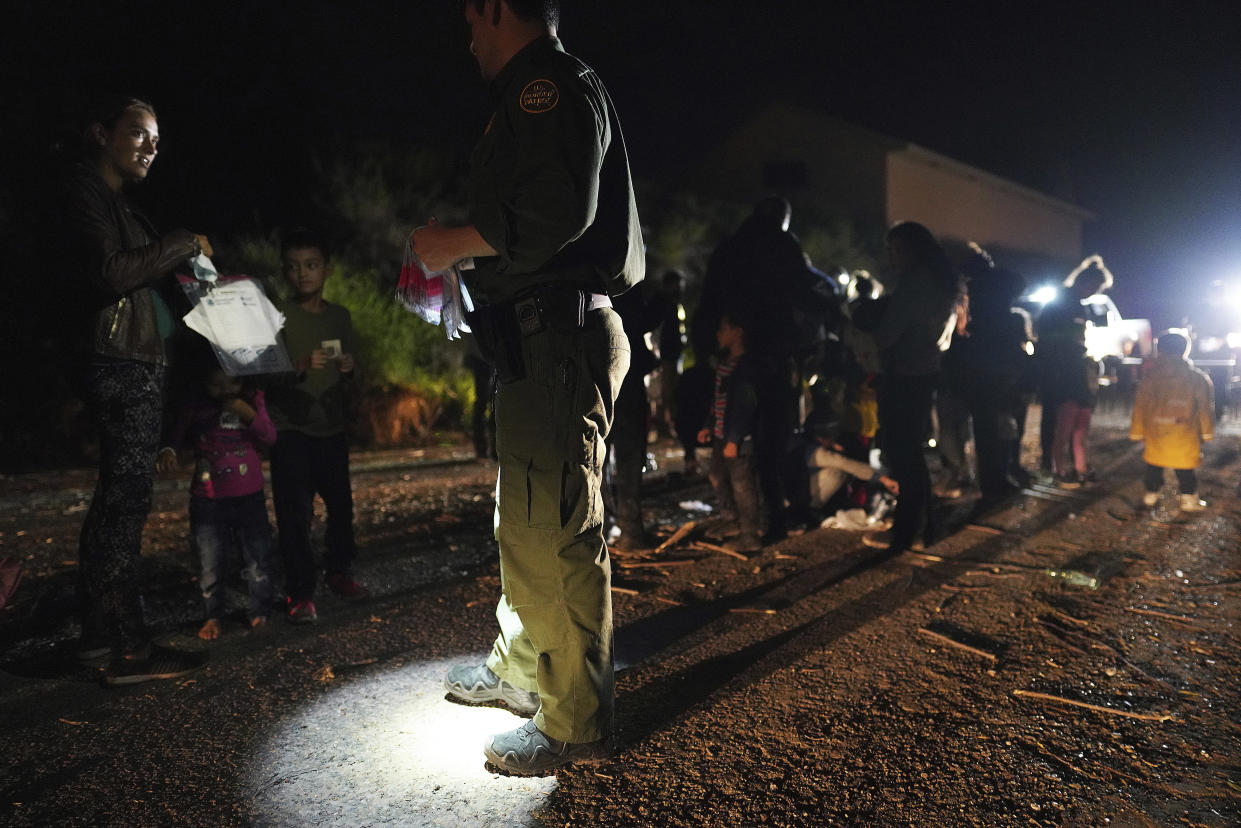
[887,221,961,294]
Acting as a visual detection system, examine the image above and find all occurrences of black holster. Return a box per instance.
[465,302,525,384]
[465,285,594,384]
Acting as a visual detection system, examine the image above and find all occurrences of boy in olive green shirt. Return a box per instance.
[266,229,367,623]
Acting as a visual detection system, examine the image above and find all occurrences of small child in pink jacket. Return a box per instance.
[160,364,278,638]
[1130,331,1214,511]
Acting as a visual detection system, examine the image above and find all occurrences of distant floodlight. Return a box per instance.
[1029,285,1058,305]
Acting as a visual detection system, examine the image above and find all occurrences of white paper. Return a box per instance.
[181,277,292,376]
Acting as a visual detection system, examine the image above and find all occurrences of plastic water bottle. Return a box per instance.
[1045,569,1099,589]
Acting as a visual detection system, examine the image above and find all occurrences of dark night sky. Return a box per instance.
[5,1,1239,326]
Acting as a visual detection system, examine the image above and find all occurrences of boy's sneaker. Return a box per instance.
[1054,472,1081,490]
[444,664,540,717]
[484,719,610,776]
[862,530,924,552]
[76,635,113,664]
[1142,491,1160,507]
[1180,494,1207,512]
[287,599,318,624]
[326,573,369,599]
[104,644,207,686]
[932,481,965,499]
[726,535,763,554]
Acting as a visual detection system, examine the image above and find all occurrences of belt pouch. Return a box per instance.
[465,304,526,384]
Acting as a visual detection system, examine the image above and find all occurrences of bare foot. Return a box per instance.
[198,618,222,641]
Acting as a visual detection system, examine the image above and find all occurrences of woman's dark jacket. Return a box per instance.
[63,163,198,366]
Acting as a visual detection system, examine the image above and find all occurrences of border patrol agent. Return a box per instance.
[413,0,643,775]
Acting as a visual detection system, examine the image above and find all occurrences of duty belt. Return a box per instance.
[513,284,612,336]
[464,285,612,384]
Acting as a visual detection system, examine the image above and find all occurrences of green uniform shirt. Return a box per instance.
[466,36,644,303]
[266,300,357,437]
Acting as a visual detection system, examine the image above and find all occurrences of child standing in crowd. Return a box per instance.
[1050,341,1100,489]
[266,228,367,624]
[1130,331,1214,511]
[698,313,762,553]
[159,363,277,639]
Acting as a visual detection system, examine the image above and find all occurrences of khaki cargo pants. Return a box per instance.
[485,307,630,743]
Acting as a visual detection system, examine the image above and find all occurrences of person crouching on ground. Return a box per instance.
[1130,331,1214,511]
[698,312,763,553]
[265,228,368,625]
[805,415,899,514]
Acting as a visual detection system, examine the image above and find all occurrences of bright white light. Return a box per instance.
[248,657,555,826]
[1029,285,1058,305]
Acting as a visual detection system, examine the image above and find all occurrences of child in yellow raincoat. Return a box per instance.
[1130,331,1214,511]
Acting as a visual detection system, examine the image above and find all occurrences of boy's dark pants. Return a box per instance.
[191,491,276,620]
[1144,463,1197,494]
[270,431,357,602]
[878,373,937,550]
[708,444,761,544]
[78,361,162,653]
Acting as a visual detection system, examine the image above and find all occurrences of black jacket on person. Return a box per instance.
[695,217,831,366]
[62,162,198,366]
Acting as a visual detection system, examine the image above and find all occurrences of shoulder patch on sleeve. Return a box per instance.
[519,79,559,113]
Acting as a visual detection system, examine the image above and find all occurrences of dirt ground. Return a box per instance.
[1,410,1239,826]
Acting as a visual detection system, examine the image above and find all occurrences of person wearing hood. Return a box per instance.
[1130,331,1214,512]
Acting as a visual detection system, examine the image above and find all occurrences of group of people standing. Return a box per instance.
[68,99,368,685]
[57,0,1218,786]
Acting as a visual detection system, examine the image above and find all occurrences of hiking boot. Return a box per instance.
[483,719,611,776]
[326,573,369,599]
[287,599,318,624]
[1142,491,1160,507]
[444,664,540,717]
[1180,494,1207,512]
[104,644,207,686]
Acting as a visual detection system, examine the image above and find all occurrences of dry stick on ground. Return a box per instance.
[691,540,750,561]
[964,523,1006,536]
[1186,579,1241,590]
[1124,606,1208,628]
[1012,689,1174,722]
[917,627,998,662]
[610,585,640,596]
[655,520,697,553]
[617,559,698,569]
[1045,606,1091,627]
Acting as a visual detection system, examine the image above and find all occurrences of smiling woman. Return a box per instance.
[65,95,212,686]
[91,102,160,190]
